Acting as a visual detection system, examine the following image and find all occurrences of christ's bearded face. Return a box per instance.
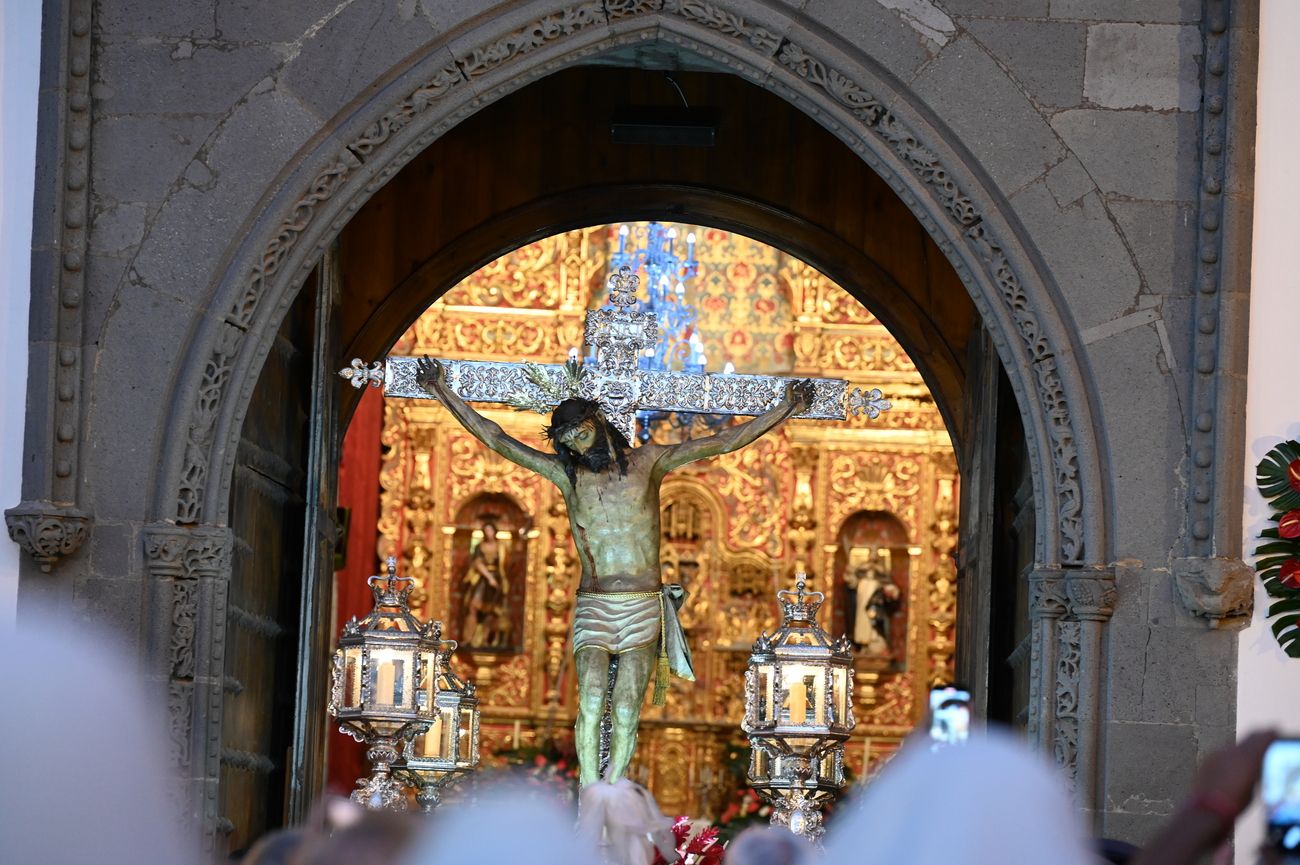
[557,418,599,455]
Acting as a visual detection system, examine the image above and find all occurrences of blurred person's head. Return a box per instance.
[823,729,1095,865]
[243,827,307,865]
[724,825,814,865]
[401,783,599,865]
[0,609,197,865]
[295,809,417,865]
[1096,836,1139,864]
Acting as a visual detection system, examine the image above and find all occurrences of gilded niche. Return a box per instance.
[376,224,957,816]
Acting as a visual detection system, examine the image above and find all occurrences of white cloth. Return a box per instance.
[822,730,1096,865]
[576,778,676,865]
[401,783,600,865]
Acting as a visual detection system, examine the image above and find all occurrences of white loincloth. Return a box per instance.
[571,584,696,703]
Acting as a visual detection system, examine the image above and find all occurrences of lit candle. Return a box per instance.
[687,231,696,258]
[787,674,808,724]
[568,346,579,363]
[618,224,629,253]
[375,661,396,705]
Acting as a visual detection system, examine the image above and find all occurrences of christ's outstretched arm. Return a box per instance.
[417,357,567,486]
[655,379,815,474]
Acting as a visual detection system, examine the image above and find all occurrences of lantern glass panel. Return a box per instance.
[758,664,775,723]
[368,647,414,707]
[751,747,771,782]
[457,708,475,766]
[413,710,445,761]
[832,667,848,724]
[782,665,822,725]
[344,647,363,708]
[438,707,455,758]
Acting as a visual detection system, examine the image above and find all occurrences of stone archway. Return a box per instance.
[154,5,1109,570]
[103,0,1118,841]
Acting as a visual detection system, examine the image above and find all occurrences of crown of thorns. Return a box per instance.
[543,398,604,442]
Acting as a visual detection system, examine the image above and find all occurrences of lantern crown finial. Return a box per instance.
[368,557,417,610]
[778,574,824,624]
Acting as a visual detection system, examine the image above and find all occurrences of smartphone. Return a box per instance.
[1264,739,1300,854]
[928,684,972,747]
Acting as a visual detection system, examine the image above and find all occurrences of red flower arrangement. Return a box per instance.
[1255,440,1300,656]
[1281,560,1300,591]
[651,817,725,865]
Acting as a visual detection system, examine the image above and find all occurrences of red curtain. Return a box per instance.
[326,386,384,795]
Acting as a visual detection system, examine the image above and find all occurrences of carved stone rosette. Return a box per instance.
[1028,567,1115,810]
[4,501,90,572]
[144,523,233,849]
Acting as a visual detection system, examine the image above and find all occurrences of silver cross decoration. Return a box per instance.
[340,266,891,441]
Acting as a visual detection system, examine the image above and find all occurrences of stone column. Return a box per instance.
[143,523,233,849]
[1066,570,1118,813]
[1027,569,1068,753]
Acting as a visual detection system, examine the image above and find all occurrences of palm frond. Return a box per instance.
[1257,439,1300,511]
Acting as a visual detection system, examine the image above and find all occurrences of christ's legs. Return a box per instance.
[606,644,656,783]
[574,645,611,786]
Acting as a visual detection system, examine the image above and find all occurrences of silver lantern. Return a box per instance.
[742,575,855,842]
[394,621,480,811]
[329,557,435,810]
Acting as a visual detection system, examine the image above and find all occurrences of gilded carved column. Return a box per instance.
[144,523,233,848]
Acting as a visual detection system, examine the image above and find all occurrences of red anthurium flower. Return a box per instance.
[1290,458,1300,493]
[1281,559,1300,590]
[1282,510,1300,540]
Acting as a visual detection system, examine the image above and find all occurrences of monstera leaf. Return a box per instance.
[1256,439,1300,658]
[1258,439,1300,511]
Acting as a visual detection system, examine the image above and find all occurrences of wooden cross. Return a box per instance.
[340,267,891,440]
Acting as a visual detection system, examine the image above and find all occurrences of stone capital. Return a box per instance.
[144,524,233,582]
[1065,570,1118,622]
[4,500,91,572]
[1028,568,1069,620]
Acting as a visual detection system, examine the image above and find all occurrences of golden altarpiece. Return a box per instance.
[375,224,957,817]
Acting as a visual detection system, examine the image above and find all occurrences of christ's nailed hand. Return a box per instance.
[785,379,816,414]
[417,356,446,393]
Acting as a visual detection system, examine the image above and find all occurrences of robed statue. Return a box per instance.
[459,520,510,648]
[419,357,813,786]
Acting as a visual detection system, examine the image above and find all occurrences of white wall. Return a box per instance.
[0,1,40,626]
[1236,2,1300,860]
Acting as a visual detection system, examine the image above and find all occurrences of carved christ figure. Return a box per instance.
[419,357,814,786]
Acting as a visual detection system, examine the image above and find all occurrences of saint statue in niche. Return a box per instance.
[844,547,901,654]
[448,494,529,652]
[834,510,909,662]
[460,519,511,648]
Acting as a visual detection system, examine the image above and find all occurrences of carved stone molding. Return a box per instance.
[1172,556,1253,624]
[170,0,1100,576]
[19,0,94,555]
[4,500,90,572]
[1185,0,1251,557]
[144,523,233,849]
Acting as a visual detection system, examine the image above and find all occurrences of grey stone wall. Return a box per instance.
[7,0,1256,848]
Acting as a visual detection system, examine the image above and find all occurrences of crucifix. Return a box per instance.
[340,264,890,789]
